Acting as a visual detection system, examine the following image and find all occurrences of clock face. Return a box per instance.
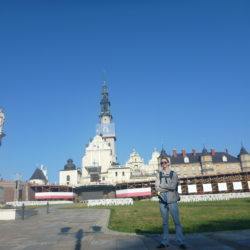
[96,123,115,137]
[102,124,109,133]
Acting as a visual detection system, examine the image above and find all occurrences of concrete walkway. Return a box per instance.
[0,206,249,250]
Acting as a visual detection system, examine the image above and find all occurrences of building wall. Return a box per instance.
[240,154,250,171]
[171,163,201,178]
[59,170,79,187]
[0,181,15,202]
[80,176,91,184]
[126,149,144,176]
[169,162,242,178]
[29,179,46,185]
[0,186,4,202]
[0,180,30,202]
[213,163,241,175]
[78,153,247,185]
[82,135,114,177]
[107,168,131,183]
[103,136,116,163]
[146,150,160,174]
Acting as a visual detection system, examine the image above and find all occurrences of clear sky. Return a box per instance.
[0,1,249,183]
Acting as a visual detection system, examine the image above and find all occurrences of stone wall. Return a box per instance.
[6,200,73,207]
[85,198,133,206]
[151,192,250,202]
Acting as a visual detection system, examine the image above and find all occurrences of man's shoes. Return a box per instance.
[157,243,169,248]
[179,244,187,249]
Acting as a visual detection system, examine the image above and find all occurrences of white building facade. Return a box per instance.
[59,159,81,187]
[59,82,161,186]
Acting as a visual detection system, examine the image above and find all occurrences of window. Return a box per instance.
[122,171,125,176]
[184,157,189,163]
[222,155,227,162]
[66,175,70,181]
[102,177,105,181]
[115,172,118,177]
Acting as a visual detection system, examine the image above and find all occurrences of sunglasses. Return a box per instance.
[160,161,169,165]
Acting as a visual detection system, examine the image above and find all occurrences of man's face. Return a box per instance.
[160,159,170,170]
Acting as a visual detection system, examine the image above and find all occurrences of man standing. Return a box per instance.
[155,149,186,249]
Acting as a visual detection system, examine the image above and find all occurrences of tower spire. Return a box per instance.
[100,79,112,121]
[102,69,107,84]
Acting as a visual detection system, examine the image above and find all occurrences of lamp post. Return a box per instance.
[0,108,5,146]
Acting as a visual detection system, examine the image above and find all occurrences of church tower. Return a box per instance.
[239,145,250,172]
[97,81,117,164]
[81,80,117,183]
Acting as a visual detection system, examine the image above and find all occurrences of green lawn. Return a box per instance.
[62,198,250,234]
[108,199,250,234]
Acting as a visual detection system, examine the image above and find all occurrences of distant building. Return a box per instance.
[0,180,15,203]
[0,180,30,202]
[58,81,250,187]
[157,146,250,178]
[81,81,117,184]
[59,159,81,186]
[29,167,48,185]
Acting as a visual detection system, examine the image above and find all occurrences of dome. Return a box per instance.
[64,159,76,170]
[202,147,209,155]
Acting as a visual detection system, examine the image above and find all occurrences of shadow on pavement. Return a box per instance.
[92,225,102,232]
[135,228,161,235]
[75,229,83,250]
[58,226,103,250]
[60,227,72,234]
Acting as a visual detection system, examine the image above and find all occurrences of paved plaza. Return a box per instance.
[0,206,250,250]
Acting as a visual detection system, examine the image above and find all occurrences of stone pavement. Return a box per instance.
[0,206,250,250]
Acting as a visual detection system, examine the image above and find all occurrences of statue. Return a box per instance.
[0,108,5,134]
[0,108,5,145]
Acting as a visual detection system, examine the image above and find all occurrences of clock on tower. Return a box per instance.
[96,123,115,137]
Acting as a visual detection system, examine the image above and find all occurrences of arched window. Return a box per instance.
[66,175,70,181]
[222,155,227,162]
[184,156,189,163]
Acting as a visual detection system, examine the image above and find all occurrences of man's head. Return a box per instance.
[160,157,170,170]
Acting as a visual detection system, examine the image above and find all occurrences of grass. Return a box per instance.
[61,198,250,234]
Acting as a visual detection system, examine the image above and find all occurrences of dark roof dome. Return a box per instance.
[202,147,209,155]
[30,168,47,182]
[159,148,170,159]
[239,146,248,155]
[64,159,76,170]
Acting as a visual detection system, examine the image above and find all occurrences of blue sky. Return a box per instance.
[0,1,249,183]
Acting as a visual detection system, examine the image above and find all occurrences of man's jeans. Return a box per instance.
[160,201,185,246]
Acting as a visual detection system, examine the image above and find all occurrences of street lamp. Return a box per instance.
[0,108,5,146]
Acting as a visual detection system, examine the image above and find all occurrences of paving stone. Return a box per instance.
[0,206,249,250]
